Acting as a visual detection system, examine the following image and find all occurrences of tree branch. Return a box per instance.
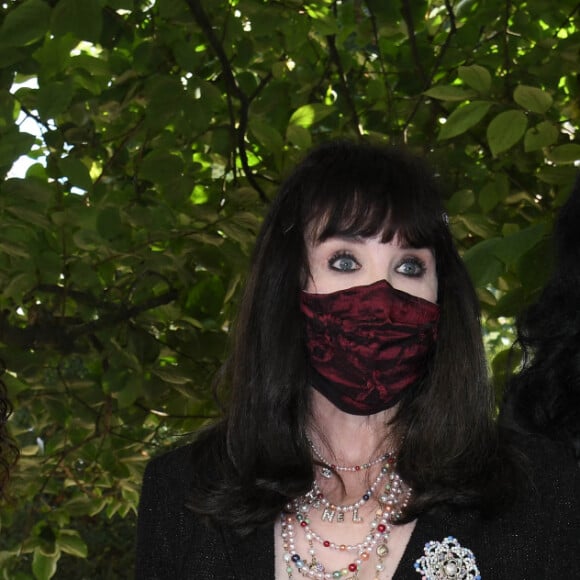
[134,401,219,420]
[364,1,395,133]
[400,0,428,84]
[326,35,362,137]
[502,0,512,96]
[0,289,179,353]
[402,0,458,135]
[184,0,268,202]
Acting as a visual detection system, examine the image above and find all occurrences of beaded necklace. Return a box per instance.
[307,437,391,480]
[305,458,394,524]
[281,460,411,580]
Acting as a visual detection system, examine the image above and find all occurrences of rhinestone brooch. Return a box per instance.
[414,536,481,579]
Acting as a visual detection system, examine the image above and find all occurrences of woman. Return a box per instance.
[500,176,580,463]
[136,141,579,579]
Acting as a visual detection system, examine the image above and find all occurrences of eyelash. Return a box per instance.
[328,252,360,272]
[395,256,427,278]
[327,252,427,277]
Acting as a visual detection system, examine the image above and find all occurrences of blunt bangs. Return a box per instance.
[295,141,446,250]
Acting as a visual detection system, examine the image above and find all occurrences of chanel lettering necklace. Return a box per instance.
[308,458,395,524]
[281,459,411,579]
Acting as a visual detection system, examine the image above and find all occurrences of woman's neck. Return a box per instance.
[308,389,399,466]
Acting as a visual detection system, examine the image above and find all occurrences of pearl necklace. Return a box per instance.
[281,461,411,580]
[307,437,391,479]
[303,456,396,524]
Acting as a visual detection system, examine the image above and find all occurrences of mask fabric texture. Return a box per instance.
[300,280,440,415]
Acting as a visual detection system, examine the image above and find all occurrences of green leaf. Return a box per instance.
[524,121,559,152]
[51,0,102,42]
[286,124,312,149]
[72,228,102,250]
[2,272,35,299]
[96,206,123,240]
[37,80,74,120]
[56,530,88,558]
[547,143,580,164]
[514,85,553,114]
[6,206,51,229]
[0,46,24,68]
[487,110,527,156]
[446,189,475,214]
[115,378,141,409]
[0,242,30,259]
[463,238,504,288]
[139,151,184,185]
[0,0,51,47]
[424,85,477,101]
[0,131,36,167]
[288,104,334,129]
[151,368,191,385]
[492,223,546,266]
[479,174,509,213]
[249,118,284,153]
[458,65,491,94]
[457,214,496,238]
[439,101,491,140]
[144,76,186,129]
[32,547,60,580]
[59,157,93,192]
[537,165,577,185]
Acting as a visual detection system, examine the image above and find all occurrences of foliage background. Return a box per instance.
[0,0,578,577]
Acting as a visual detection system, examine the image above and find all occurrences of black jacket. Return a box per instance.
[135,435,580,579]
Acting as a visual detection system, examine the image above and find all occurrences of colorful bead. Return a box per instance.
[281,456,411,580]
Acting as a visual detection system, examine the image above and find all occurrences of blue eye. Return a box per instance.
[329,253,360,272]
[395,257,426,277]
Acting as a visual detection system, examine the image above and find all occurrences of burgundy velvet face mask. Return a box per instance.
[300,280,440,415]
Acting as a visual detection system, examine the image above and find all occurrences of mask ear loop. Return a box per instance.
[441,211,449,226]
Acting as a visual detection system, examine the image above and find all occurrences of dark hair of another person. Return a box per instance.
[500,177,580,463]
[0,362,18,498]
[187,140,519,532]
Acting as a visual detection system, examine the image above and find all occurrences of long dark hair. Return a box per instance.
[188,140,517,530]
[500,177,580,463]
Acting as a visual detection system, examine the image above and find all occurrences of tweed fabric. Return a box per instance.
[135,435,580,579]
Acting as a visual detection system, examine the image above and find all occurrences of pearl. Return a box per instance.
[445,562,458,575]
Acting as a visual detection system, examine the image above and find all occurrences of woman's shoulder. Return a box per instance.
[143,421,226,485]
[144,441,195,481]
